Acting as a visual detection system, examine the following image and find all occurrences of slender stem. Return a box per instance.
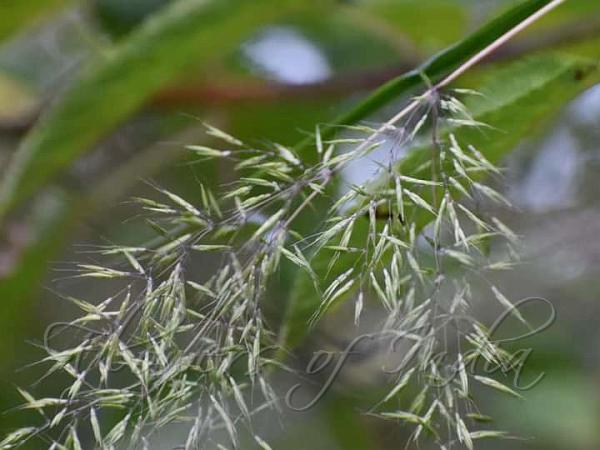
[365,0,568,149]
[283,188,322,230]
[435,0,568,89]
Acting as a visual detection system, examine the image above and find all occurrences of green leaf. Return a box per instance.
[282,52,600,348]
[0,0,71,42]
[0,193,73,367]
[92,0,172,37]
[363,0,468,52]
[0,0,318,220]
[324,396,374,450]
[294,0,561,155]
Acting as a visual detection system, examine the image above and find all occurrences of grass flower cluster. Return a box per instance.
[2,84,532,450]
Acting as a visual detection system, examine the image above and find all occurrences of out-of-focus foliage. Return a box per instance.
[92,0,171,37]
[363,0,468,52]
[0,0,327,218]
[0,0,599,448]
[0,0,71,42]
[0,73,37,124]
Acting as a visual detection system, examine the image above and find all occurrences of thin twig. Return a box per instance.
[436,0,568,88]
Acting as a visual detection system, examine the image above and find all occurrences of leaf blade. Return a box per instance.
[0,0,312,219]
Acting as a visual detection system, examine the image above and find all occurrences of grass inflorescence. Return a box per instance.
[2,85,532,450]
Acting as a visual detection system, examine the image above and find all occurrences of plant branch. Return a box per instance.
[435,0,567,88]
[2,13,599,136]
[356,0,568,149]
[149,14,600,107]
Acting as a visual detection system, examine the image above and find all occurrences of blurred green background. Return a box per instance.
[0,0,599,449]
